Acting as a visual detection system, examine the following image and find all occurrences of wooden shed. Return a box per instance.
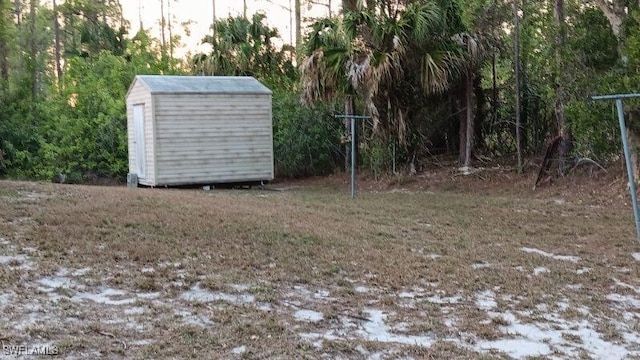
[125,75,274,187]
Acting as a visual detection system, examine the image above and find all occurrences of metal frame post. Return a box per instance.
[615,100,640,240]
[592,94,640,241]
[335,114,371,198]
[351,117,356,198]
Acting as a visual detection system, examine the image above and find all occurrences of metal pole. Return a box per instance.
[351,117,356,198]
[616,99,640,240]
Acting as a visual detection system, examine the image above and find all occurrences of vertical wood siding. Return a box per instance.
[153,93,274,185]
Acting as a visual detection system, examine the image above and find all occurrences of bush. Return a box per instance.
[567,100,620,162]
[272,92,343,178]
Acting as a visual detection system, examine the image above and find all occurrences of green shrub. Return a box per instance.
[272,92,343,178]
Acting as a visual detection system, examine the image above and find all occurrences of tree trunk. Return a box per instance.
[520,0,529,153]
[29,0,37,101]
[53,0,62,81]
[459,70,474,167]
[474,75,484,144]
[115,0,124,28]
[295,0,301,50]
[514,0,522,172]
[0,0,9,82]
[212,0,216,41]
[160,0,166,56]
[492,53,498,134]
[591,0,625,36]
[554,0,571,171]
[167,0,173,60]
[243,0,247,18]
[342,0,357,12]
[14,0,20,28]
[366,0,375,11]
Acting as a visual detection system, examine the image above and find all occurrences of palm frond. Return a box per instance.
[452,32,486,69]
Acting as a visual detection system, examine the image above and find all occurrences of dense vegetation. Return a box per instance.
[0,0,638,182]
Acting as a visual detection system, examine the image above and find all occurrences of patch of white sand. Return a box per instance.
[426,294,461,304]
[520,247,580,262]
[566,284,583,291]
[607,293,640,308]
[231,345,247,354]
[180,284,255,304]
[473,307,636,359]
[136,292,160,299]
[129,340,153,346]
[294,309,324,322]
[175,310,214,327]
[471,262,492,269]
[0,254,27,265]
[533,267,549,276]
[71,267,91,276]
[230,284,250,292]
[612,278,640,294]
[576,267,591,274]
[73,287,136,305]
[38,276,75,290]
[477,338,551,358]
[124,307,145,315]
[475,290,497,311]
[355,309,434,346]
[314,290,331,299]
[301,308,435,347]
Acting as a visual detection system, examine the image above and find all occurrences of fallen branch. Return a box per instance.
[570,157,608,174]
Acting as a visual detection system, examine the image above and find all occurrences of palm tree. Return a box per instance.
[192,13,290,79]
[300,16,355,170]
[454,32,485,167]
[301,0,468,145]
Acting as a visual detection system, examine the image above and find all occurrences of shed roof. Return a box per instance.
[130,75,272,96]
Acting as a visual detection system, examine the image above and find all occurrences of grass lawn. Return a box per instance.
[0,171,639,359]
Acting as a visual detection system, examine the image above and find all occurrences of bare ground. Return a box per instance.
[1,165,639,359]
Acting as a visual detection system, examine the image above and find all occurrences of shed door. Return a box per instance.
[133,104,146,178]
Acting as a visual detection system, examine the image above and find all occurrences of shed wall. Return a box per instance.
[126,81,156,185]
[153,93,273,185]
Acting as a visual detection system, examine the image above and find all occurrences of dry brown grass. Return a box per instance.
[0,169,639,359]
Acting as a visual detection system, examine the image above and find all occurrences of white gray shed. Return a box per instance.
[125,75,274,186]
